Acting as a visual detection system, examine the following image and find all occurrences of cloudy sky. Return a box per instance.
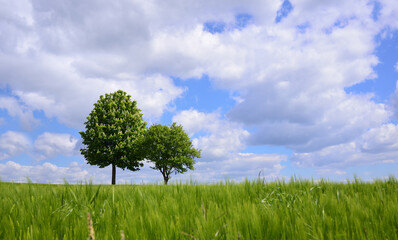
[1,0,398,184]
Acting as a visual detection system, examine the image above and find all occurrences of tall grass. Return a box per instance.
[0,177,397,239]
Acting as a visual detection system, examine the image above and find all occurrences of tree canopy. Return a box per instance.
[79,90,146,185]
[138,122,201,184]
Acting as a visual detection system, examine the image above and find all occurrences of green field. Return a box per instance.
[1,178,398,239]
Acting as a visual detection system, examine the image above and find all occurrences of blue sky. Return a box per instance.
[1,0,398,184]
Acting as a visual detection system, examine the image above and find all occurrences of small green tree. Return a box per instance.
[79,90,146,185]
[139,123,201,184]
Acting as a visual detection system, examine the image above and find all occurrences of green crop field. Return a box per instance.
[1,177,398,239]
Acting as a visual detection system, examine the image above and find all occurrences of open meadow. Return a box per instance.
[1,177,398,239]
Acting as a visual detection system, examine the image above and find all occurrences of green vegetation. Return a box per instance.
[79,90,201,185]
[1,178,398,239]
[80,90,147,185]
[139,122,201,184]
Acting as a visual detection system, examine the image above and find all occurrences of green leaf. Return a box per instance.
[79,90,147,184]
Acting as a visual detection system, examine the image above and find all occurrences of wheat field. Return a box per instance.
[1,177,397,239]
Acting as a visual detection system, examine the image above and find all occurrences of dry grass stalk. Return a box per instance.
[201,200,206,220]
[180,231,197,239]
[87,212,95,240]
[120,230,125,240]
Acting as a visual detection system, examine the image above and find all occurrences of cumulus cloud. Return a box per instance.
[132,0,392,156]
[1,0,397,180]
[0,161,89,183]
[172,109,222,136]
[0,160,188,184]
[242,92,390,152]
[316,169,347,176]
[173,109,249,160]
[2,61,184,129]
[178,153,286,182]
[291,124,398,170]
[359,124,398,153]
[172,108,287,181]
[0,0,277,130]
[391,80,398,119]
[203,1,391,154]
[34,132,80,160]
[379,0,398,29]
[0,160,153,184]
[0,0,189,129]
[0,96,39,130]
[11,74,183,128]
[0,131,31,161]
[0,0,391,128]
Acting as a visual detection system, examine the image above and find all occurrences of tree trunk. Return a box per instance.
[161,170,169,185]
[112,163,116,185]
[164,176,169,185]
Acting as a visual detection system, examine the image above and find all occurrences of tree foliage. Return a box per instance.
[79,90,146,184]
[139,123,200,184]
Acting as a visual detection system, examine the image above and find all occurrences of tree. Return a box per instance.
[138,122,201,185]
[79,90,146,185]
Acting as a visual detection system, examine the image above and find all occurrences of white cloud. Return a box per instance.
[34,132,80,160]
[145,0,379,90]
[315,168,347,177]
[286,0,377,30]
[15,74,183,128]
[243,92,390,152]
[379,0,398,30]
[0,160,189,184]
[359,124,398,153]
[192,129,249,160]
[172,108,222,136]
[335,170,346,175]
[0,131,31,161]
[0,0,390,131]
[391,80,398,119]
[0,0,274,130]
[223,152,286,178]
[395,61,398,72]
[291,124,398,170]
[172,108,287,181]
[0,96,39,130]
[0,0,397,180]
[173,109,249,160]
[143,0,389,155]
[0,0,190,129]
[132,153,287,184]
[0,0,35,54]
[0,160,153,184]
[3,61,184,129]
[0,161,89,183]
[176,153,286,182]
[202,3,388,153]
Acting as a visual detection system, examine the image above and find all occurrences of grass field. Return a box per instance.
[1,177,398,239]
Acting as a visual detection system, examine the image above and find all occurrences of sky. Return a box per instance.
[1,0,398,184]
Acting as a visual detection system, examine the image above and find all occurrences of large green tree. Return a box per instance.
[80,90,146,185]
[139,123,201,184]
